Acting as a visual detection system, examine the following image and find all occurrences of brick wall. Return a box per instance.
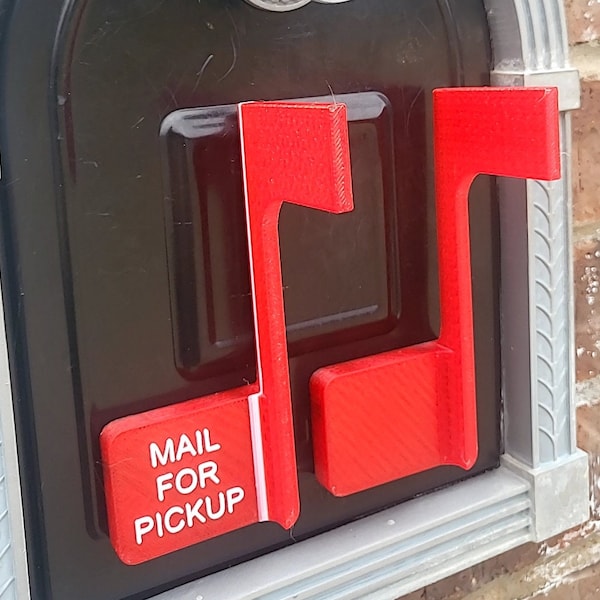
[400,3,600,599]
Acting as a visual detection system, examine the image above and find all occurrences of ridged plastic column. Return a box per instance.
[484,0,588,540]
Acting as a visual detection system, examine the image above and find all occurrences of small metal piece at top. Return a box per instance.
[244,0,352,12]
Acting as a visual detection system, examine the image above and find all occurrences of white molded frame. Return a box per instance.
[0,1,588,599]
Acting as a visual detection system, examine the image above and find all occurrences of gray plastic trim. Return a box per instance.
[0,269,30,600]
[155,470,531,600]
[0,0,588,598]
[486,3,589,542]
[488,0,579,469]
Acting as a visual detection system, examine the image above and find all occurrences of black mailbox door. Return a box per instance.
[0,1,499,598]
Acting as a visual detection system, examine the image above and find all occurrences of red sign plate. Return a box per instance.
[101,389,258,565]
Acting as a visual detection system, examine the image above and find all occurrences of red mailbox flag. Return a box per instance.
[100,87,560,564]
[311,87,560,496]
[100,102,353,565]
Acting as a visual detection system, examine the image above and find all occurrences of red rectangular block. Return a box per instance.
[312,343,450,496]
[101,387,258,565]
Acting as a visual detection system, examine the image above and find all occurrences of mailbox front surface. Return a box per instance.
[0,1,499,598]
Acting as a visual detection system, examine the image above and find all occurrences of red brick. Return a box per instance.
[574,239,600,380]
[573,80,600,227]
[578,564,600,600]
[577,404,600,518]
[397,591,425,600]
[541,582,582,600]
[565,0,600,44]
[395,543,541,600]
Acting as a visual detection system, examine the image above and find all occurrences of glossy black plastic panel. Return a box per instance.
[161,92,396,379]
[0,1,497,599]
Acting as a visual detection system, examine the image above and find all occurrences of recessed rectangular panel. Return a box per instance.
[160,93,397,379]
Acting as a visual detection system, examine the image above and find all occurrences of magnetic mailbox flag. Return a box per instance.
[100,102,354,565]
[311,87,561,496]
